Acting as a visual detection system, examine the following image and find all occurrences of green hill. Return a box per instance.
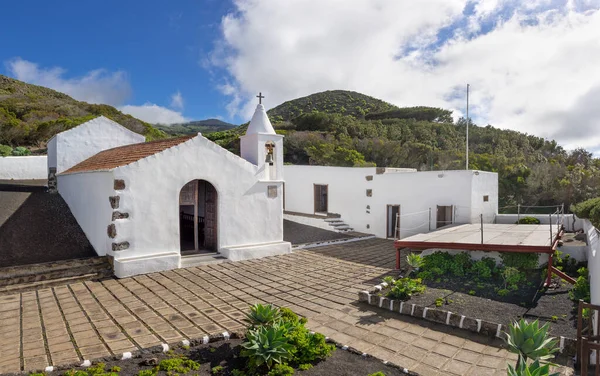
[155,118,236,136]
[204,90,600,211]
[0,75,165,147]
[267,90,399,122]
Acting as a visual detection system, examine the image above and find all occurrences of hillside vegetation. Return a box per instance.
[205,90,600,211]
[155,118,236,136]
[0,75,165,147]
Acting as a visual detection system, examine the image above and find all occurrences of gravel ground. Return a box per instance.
[283,219,353,245]
[0,180,96,267]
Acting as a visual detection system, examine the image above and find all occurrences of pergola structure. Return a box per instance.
[394,223,572,286]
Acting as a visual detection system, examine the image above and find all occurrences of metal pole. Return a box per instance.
[480,213,483,244]
[466,83,470,170]
[549,214,553,242]
[395,212,400,240]
[517,204,521,224]
[428,208,431,232]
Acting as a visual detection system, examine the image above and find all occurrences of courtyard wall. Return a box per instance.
[0,156,47,180]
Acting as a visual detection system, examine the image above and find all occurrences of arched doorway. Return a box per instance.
[179,179,218,254]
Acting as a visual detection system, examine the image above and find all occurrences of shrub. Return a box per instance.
[212,365,224,374]
[435,297,444,307]
[298,363,312,370]
[500,253,539,270]
[470,260,492,278]
[281,309,334,365]
[569,267,590,302]
[571,197,600,229]
[497,289,510,296]
[368,373,386,376]
[386,277,426,300]
[11,146,30,156]
[0,144,12,156]
[502,267,525,290]
[516,216,541,225]
[158,356,200,373]
[267,364,295,376]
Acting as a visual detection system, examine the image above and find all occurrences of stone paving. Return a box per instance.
[0,238,573,375]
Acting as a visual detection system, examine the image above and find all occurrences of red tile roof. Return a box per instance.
[62,135,195,174]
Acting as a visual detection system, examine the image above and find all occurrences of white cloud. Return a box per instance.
[119,103,189,125]
[170,91,184,110]
[211,0,600,150]
[5,58,131,106]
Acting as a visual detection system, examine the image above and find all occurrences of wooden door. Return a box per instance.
[204,182,218,251]
[436,205,453,229]
[314,184,328,213]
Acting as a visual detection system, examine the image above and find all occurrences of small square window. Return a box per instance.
[366,189,373,197]
[483,195,489,202]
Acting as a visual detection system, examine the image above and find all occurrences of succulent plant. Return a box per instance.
[241,324,293,369]
[244,303,282,328]
[406,253,424,269]
[504,319,559,366]
[506,358,560,376]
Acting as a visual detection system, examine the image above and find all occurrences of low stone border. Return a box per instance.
[22,329,419,376]
[358,286,577,357]
[293,235,376,250]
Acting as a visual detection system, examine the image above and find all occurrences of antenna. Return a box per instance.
[466,83,470,170]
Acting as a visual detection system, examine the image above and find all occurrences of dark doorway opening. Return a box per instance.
[179,180,218,254]
[386,205,400,238]
[436,205,453,229]
[313,184,328,214]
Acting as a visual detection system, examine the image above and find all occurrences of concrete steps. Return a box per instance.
[0,257,113,295]
[324,218,353,232]
[180,253,229,268]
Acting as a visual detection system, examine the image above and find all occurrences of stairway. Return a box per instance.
[324,218,354,232]
[180,252,229,268]
[0,257,113,295]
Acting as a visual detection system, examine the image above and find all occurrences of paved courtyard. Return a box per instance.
[0,238,572,375]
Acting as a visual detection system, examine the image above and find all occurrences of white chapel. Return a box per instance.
[52,103,291,277]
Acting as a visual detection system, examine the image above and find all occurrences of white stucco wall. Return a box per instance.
[108,135,287,274]
[582,219,600,306]
[48,116,145,174]
[0,156,48,180]
[495,213,581,232]
[57,171,114,256]
[283,167,498,239]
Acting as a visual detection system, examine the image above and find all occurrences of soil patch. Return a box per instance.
[380,269,578,339]
[5,339,414,376]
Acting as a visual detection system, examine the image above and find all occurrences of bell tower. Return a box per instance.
[240,93,283,180]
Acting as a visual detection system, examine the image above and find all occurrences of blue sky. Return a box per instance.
[1,0,238,123]
[1,0,600,153]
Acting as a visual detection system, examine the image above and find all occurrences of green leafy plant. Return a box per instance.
[158,356,200,374]
[497,288,509,296]
[241,324,294,369]
[0,144,12,156]
[386,277,426,300]
[502,267,525,290]
[470,260,492,278]
[368,373,386,376]
[11,146,31,156]
[244,303,282,328]
[468,290,476,295]
[406,253,424,269]
[298,363,312,370]
[137,370,156,376]
[569,267,590,302]
[382,276,395,286]
[550,316,558,322]
[279,308,334,365]
[211,365,224,374]
[500,253,539,270]
[504,319,559,367]
[435,297,444,307]
[266,364,295,376]
[516,216,541,225]
[506,358,560,376]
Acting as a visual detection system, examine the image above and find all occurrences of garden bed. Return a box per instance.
[358,250,589,357]
[7,337,417,376]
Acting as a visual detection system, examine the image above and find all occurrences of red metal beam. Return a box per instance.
[550,266,576,285]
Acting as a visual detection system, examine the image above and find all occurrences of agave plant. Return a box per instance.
[506,358,560,376]
[244,303,282,328]
[406,253,424,269]
[241,324,293,369]
[504,319,559,367]
[382,276,396,286]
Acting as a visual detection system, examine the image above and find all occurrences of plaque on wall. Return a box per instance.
[268,185,278,198]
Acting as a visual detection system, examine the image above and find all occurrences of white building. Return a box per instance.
[47,116,146,190]
[283,166,498,239]
[56,105,290,277]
